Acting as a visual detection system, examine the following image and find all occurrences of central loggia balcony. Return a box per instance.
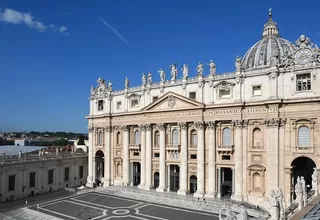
[292,145,315,154]
[217,145,234,153]
[166,144,181,151]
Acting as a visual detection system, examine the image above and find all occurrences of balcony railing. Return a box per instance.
[217,145,234,153]
[249,145,264,151]
[292,146,315,153]
[129,144,141,150]
[166,144,181,151]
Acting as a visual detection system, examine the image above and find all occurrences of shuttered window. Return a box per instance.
[223,127,232,146]
[298,126,310,147]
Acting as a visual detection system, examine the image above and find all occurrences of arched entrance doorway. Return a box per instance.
[170,165,180,192]
[189,175,197,194]
[95,150,104,186]
[154,172,159,189]
[132,162,141,186]
[291,156,316,199]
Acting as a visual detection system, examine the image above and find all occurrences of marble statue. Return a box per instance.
[300,176,307,206]
[181,64,188,79]
[196,62,204,76]
[158,68,165,82]
[142,73,147,86]
[97,77,105,85]
[91,86,95,95]
[312,168,318,192]
[235,56,242,71]
[269,188,285,220]
[147,72,152,84]
[108,80,113,91]
[170,64,178,81]
[295,177,303,209]
[125,77,129,89]
[208,60,216,76]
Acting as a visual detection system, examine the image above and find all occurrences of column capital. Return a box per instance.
[139,124,146,131]
[105,126,112,132]
[145,124,152,131]
[191,121,205,130]
[279,118,287,128]
[88,127,94,133]
[113,125,122,131]
[178,122,188,130]
[121,125,129,131]
[265,118,280,128]
[155,123,165,131]
[206,121,216,130]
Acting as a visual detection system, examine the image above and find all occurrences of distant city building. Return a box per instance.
[86,9,320,212]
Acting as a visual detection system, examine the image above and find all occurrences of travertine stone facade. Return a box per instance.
[86,10,320,210]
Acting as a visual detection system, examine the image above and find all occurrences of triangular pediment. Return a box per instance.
[142,92,204,112]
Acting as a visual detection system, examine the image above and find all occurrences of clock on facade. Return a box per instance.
[295,48,312,65]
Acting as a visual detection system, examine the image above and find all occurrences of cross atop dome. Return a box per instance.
[262,8,279,38]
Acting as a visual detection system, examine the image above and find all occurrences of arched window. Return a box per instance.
[252,128,262,146]
[222,127,232,146]
[298,126,310,147]
[154,131,160,147]
[116,132,121,145]
[190,130,197,147]
[97,131,103,145]
[135,130,141,145]
[172,129,179,145]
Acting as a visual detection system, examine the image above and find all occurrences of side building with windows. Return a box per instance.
[86,10,320,210]
[0,152,87,203]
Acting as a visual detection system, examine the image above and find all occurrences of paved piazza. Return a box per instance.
[29,192,219,220]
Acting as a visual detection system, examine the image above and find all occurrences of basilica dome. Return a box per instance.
[241,9,296,71]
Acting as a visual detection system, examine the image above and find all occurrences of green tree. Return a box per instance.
[77,135,85,145]
[55,138,68,146]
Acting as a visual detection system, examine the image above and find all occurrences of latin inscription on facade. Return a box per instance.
[112,107,278,121]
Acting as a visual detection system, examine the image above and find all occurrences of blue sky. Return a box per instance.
[0,0,319,133]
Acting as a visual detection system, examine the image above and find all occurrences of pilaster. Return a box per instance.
[122,125,130,185]
[156,123,166,192]
[138,125,146,189]
[194,121,205,198]
[104,126,112,187]
[86,127,94,187]
[206,121,217,198]
[177,122,188,195]
[145,124,152,190]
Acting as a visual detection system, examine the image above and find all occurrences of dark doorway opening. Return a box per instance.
[189,175,197,194]
[133,162,141,186]
[95,150,105,186]
[291,156,316,199]
[170,165,180,192]
[221,167,233,198]
[154,172,159,189]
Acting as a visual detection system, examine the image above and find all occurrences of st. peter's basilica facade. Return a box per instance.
[86,9,320,209]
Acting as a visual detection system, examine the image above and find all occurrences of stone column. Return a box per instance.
[122,126,130,185]
[139,125,146,189]
[217,167,221,198]
[156,123,166,192]
[266,118,280,190]
[145,124,152,190]
[232,120,243,201]
[206,121,216,197]
[86,127,94,188]
[104,126,111,187]
[178,122,188,195]
[194,121,205,197]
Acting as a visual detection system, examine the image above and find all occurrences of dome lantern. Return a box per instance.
[262,8,280,38]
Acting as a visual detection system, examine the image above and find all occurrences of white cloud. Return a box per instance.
[0,8,68,35]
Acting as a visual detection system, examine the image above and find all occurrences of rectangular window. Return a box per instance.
[116,101,122,110]
[222,155,231,160]
[154,152,160,158]
[152,96,159,102]
[252,85,262,96]
[98,100,104,111]
[219,89,231,98]
[133,152,139,156]
[131,99,139,107]
[189,92,196,99]
[29,172,36,188]
[8,175,15,192]
[48,170,54,184]
[64,167,69,181]
[79,166,84,179]
[190,154,197,159]
[296,73,311,91]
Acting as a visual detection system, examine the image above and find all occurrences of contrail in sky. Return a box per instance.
[99,16,128,45]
